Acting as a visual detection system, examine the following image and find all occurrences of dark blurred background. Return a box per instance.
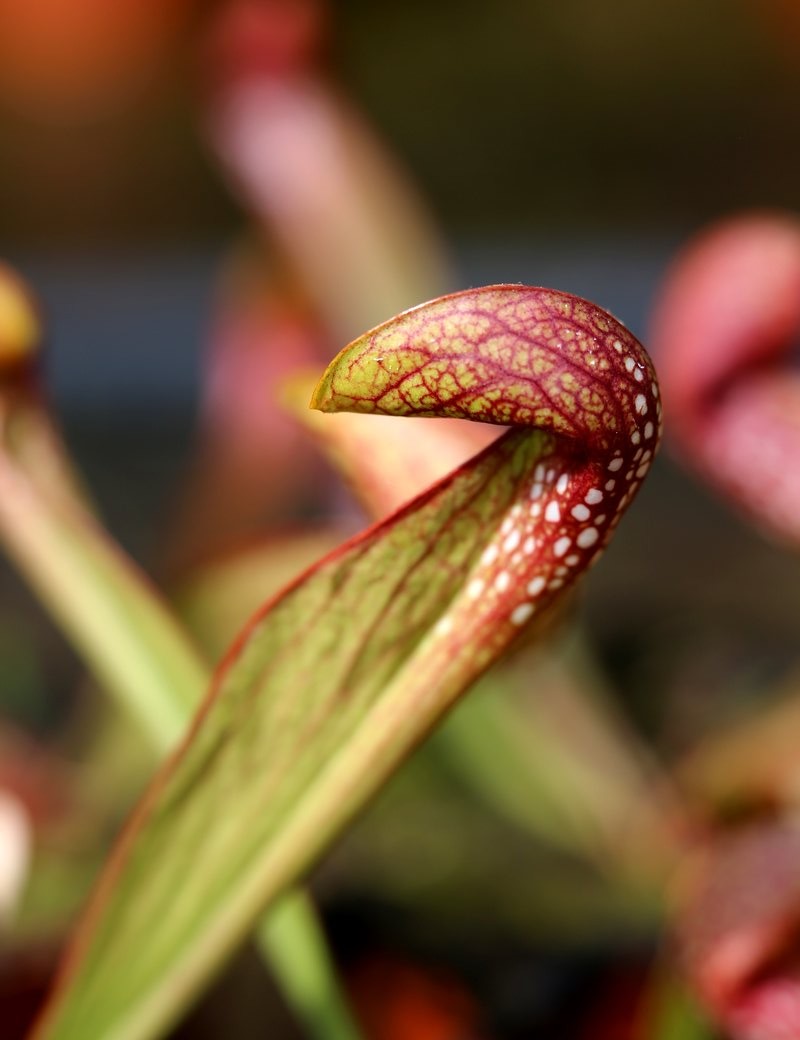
[1,0,798,413]
[2,4,800,1035]
[0,0,797,781]
[3,0,800,243]
[0,0,798,435]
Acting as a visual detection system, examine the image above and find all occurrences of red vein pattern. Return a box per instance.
[313,284,662,633]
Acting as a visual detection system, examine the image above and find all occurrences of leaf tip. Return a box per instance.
[308,367,336,414]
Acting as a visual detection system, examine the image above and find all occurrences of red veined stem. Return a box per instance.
[295,382,684,882]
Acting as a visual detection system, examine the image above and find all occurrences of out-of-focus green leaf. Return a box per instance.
[0,439,203,752]
[0,442,361,1040]
[0,265,361,1040]
[434,634,678,883]
[35,286,661,1040]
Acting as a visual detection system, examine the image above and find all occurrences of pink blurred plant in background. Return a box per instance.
[650,212,800,547]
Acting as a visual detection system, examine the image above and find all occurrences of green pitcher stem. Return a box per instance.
[259,891,362,1040]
